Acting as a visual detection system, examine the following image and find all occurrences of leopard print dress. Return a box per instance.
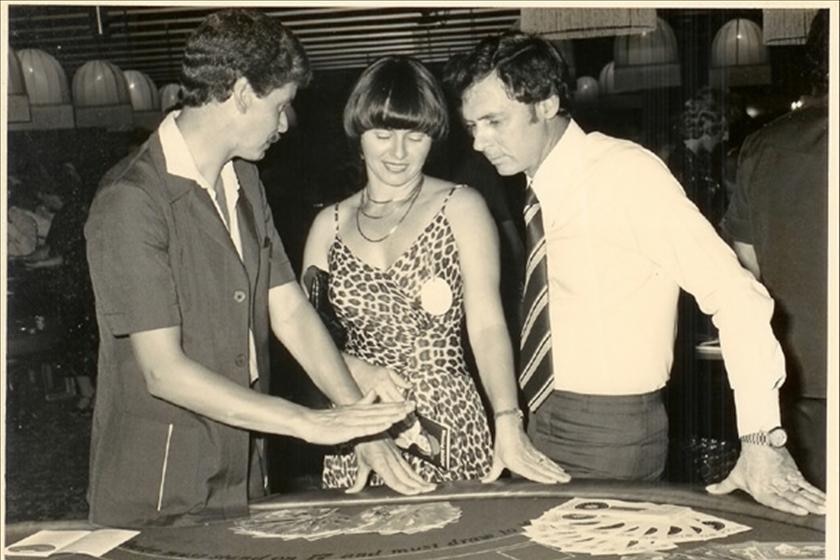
[322,185,493,488]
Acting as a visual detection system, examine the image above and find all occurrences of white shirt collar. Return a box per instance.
[529,118,586,198]
[158,110,238,196]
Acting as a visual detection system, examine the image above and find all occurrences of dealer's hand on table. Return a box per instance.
[300,391,416,445]
[482,417,570,485]
[706,444,825,516]
[348,438,436,495]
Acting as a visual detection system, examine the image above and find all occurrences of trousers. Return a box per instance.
[782,396,826,491]
[527,389,668,480]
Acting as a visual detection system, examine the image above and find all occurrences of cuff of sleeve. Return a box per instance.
[733,387,781,437]
[269,259,296,289]
[103,304,181,337]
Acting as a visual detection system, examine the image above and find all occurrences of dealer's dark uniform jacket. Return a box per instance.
[722,102,828,490]
[84,125,295,528]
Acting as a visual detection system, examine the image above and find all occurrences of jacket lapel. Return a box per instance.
[237,192,260,287]
[149,130,239,255]
[190,187,240,255]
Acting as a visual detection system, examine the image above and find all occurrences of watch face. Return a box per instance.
[768,427,788,447]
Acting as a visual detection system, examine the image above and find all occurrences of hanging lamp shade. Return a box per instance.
[17,48,71,105]
[709,18,771,87]
[72,59,134,129]
[520,8,657,40]
[7,49,31,123]
[124,70,162,131]
[574,76,600,104]
[599,61,616,95]
[15,48,74,129]
[762,9,818,45]
[73,60,131,107]
[613,17,681,92]
[159,83,183,113]
[124,70,159,111]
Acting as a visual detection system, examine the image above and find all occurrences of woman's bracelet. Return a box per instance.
[494,408,524,422]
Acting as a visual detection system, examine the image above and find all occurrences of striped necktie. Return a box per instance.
[519,182,554,412]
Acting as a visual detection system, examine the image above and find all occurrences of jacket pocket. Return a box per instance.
[100,413,203,520]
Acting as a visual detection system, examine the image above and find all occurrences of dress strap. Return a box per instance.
[441,184,463,211]
[333,202,340,236]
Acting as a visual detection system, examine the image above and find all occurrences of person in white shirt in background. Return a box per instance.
[443,31,824,516]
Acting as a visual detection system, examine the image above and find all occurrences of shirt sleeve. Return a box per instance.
[257,179,296,288]
[621,148,784,436]
[85,182,181,336]
[7,207,38,257]
[721,133,762,244]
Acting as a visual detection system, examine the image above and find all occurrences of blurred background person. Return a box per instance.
[722,10,829,491]
[7,175,39,259]
[23,162,98,412]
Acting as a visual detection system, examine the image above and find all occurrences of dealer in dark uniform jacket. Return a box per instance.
[84,9,432,529]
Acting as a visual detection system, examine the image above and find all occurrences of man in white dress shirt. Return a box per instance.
[444,32,824,516]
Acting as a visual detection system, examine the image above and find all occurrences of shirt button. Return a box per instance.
[233,290,247,303]
[235,354,246,367]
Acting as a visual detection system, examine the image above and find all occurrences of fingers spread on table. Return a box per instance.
[786,486,826,515]
[346,463,372,494]
[376,456,435,495]
[480,460,504,484]
[356,441,435,495]
[337,401,414,424]
[757,490,810,516]
[519,455,570,484]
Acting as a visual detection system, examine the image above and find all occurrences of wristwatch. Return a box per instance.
[740,426,788,448]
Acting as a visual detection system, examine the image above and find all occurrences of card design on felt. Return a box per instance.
[523,497,751,557]
[622,541,827,560]
[231,502,461,540]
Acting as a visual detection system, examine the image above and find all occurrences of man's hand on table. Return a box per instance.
[299,391,416,445]
[706,444,825,516]
[482,416,570,485]
[348,439,436,495]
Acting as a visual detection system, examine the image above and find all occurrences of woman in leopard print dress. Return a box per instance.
[302,56,568,489]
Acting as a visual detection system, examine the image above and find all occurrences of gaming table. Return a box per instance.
[4,479,825,559]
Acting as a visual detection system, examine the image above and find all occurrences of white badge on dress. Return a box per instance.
[419,276,452,316]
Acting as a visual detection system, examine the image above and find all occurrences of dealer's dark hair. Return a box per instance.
[180,9,311,107]
[804,9,828,96]
[343,55,449,142]
[443,32,572,116]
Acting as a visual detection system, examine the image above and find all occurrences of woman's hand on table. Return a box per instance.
[348,438,436,495]
[706,444,825,516]
[298,391,416,445]
[482,416,570,485]
[347,359,411,403]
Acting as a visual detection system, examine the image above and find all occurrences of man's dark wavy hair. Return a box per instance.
[443,32,572,115]
[180,9,312,107]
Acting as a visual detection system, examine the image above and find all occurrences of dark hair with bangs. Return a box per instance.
[443,32,572,115]
[180,9,311,107]
[343,56,449,142]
